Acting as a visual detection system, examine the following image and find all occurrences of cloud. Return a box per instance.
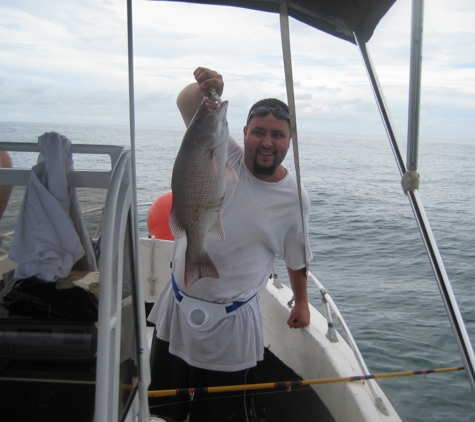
[0,0,474,139]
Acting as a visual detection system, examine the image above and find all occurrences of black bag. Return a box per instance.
[3,277,98,322]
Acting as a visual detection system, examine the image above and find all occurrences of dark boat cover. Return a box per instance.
[157,0,397,43]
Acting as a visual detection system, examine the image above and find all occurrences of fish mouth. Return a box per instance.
[202,97,228,112]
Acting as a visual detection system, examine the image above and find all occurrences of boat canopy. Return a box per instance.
[157,0,397,43]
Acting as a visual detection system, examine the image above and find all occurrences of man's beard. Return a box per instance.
[253,157,276,176]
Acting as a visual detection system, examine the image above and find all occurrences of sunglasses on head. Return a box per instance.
[246,106,290,125]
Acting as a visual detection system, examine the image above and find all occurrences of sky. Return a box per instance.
[1,0,474,140]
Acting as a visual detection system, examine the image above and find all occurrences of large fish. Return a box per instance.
[169,97,237,289]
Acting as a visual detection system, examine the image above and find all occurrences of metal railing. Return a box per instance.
[309,271,390,416]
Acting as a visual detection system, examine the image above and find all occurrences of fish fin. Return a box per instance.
[225,162,239,183]
[210,150,220,177]
[168,209,186,238]
[208,213,225,241]
[184,252,219,289]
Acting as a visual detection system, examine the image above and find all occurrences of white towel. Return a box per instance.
[9,132,97,281]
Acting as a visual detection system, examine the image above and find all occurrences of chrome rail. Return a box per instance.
[94,150,151,422]
[309,271,390,416]
[0,143,124,189]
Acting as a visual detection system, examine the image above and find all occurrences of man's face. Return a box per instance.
[243,113,291,181]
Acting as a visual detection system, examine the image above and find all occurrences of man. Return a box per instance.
[148,67,312,422]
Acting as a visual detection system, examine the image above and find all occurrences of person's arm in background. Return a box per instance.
[286,266,311,328]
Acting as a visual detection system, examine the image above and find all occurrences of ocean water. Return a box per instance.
[1,121,475,421]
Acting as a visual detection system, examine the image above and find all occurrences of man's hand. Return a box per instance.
[193,67,224,99]
[287,301,311,328]
[177,67,225,127]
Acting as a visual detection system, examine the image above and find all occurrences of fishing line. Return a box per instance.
[148,366,465,398]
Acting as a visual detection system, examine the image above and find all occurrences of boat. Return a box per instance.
[0,0,473,421]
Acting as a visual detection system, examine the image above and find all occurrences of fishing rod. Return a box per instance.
[148,366,464,398]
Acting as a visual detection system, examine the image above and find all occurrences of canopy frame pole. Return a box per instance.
[126,1,151,420]
[354,0,475,397]
[353,33,406,177]
[279,1,309,275]
[280,0,386,415]
[406,0,423,171]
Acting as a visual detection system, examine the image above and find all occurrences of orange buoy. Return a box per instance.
[147,191,174,240]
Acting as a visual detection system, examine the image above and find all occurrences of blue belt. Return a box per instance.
[171,273,256,314]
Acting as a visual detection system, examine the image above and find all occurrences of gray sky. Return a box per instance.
[1,0,474,139]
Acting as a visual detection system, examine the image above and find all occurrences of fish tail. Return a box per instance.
[184,251,219,289]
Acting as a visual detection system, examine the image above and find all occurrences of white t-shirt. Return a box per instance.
[148,135,312,371]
